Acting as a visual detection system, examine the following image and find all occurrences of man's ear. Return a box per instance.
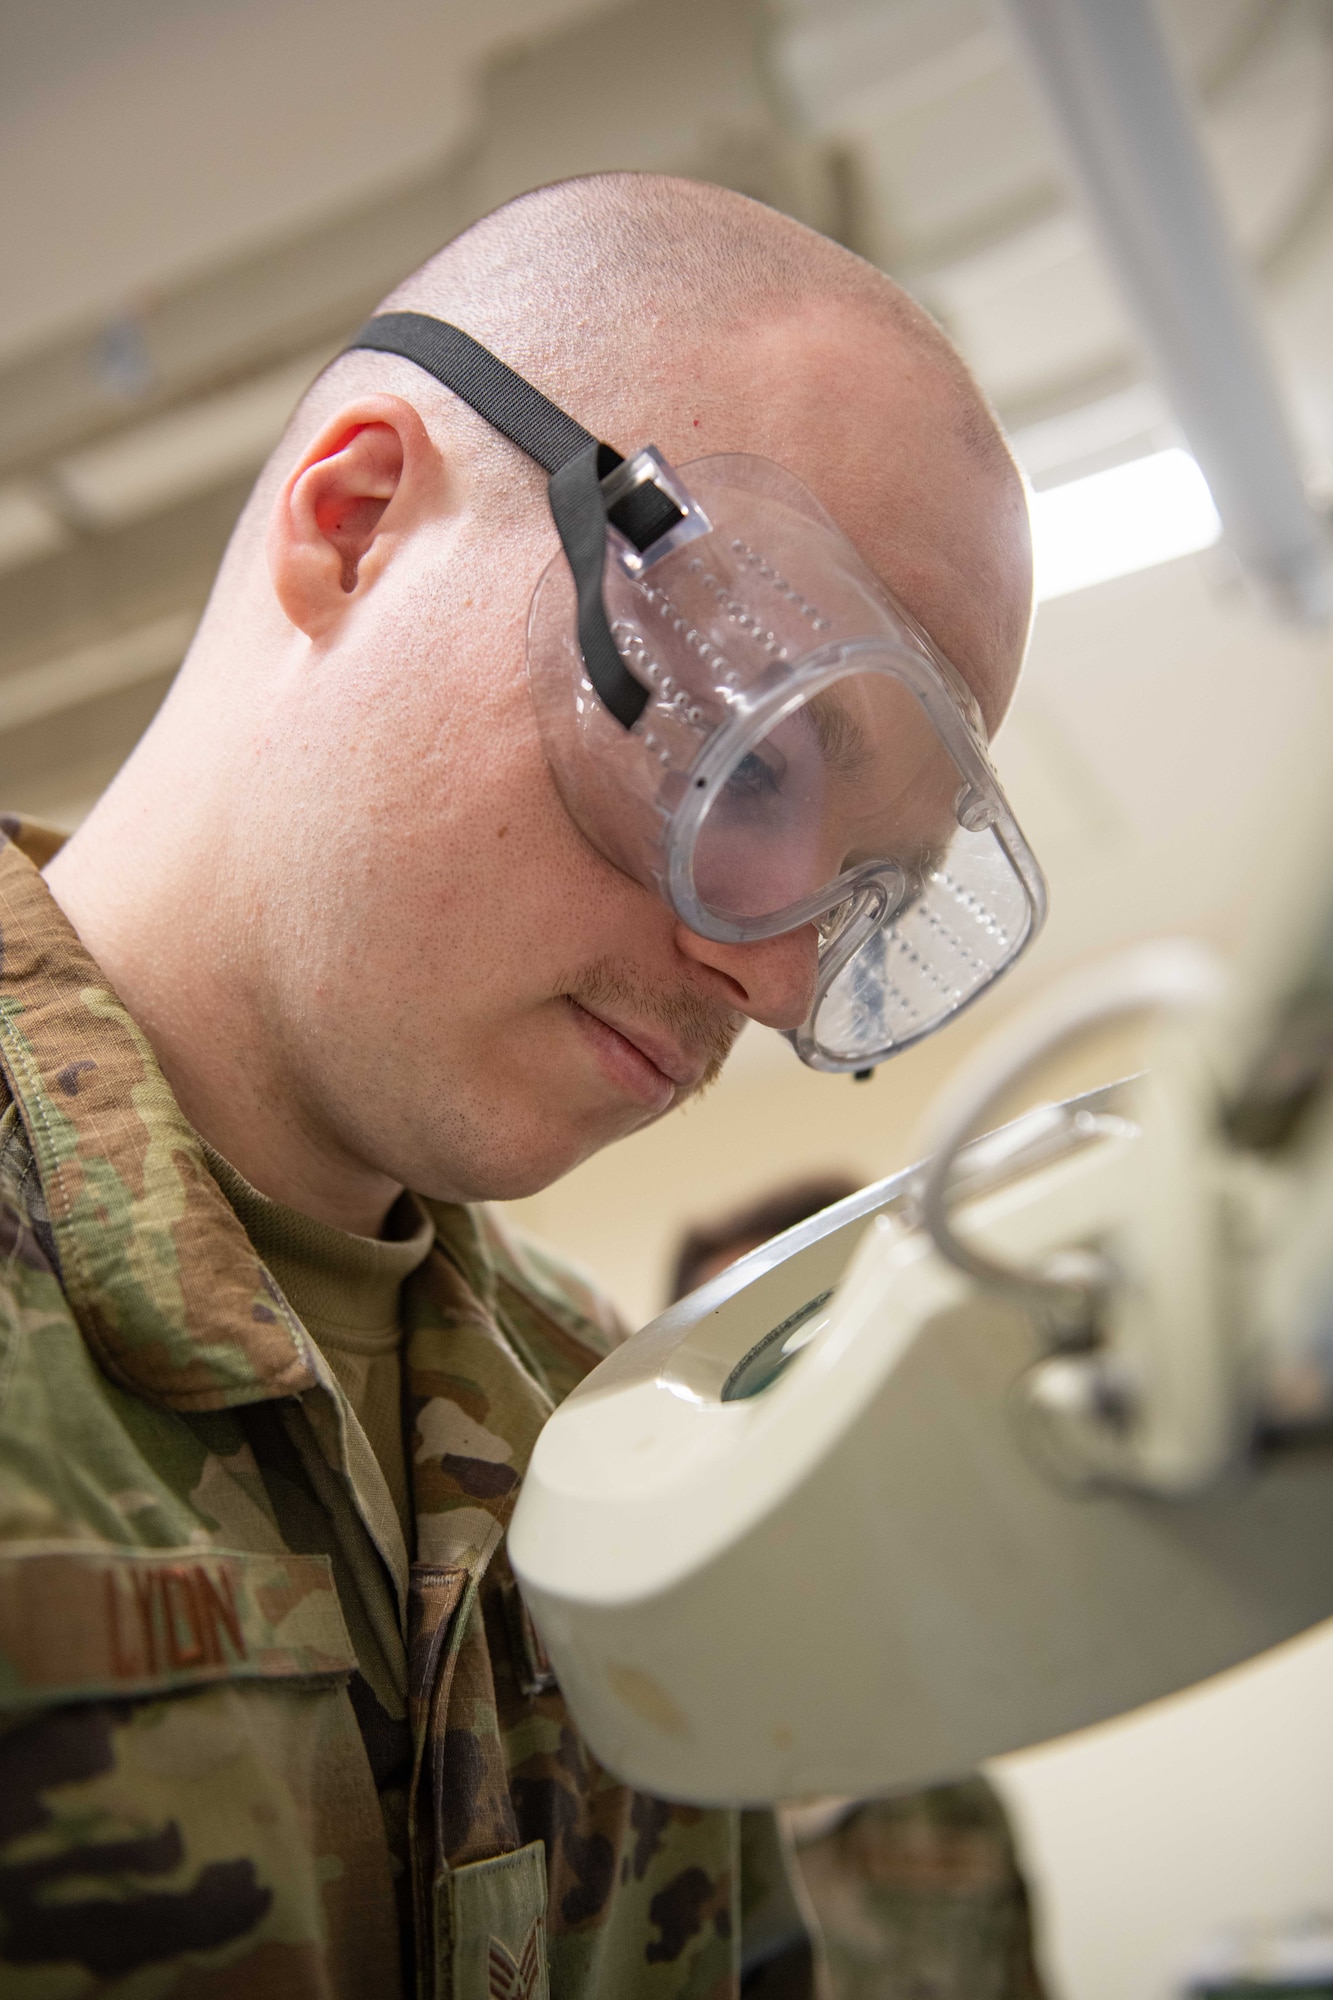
[267,395,439,638]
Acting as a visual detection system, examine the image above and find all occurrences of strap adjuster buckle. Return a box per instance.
[601,447,712,576]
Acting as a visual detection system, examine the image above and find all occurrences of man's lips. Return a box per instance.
[565,999,706,1106]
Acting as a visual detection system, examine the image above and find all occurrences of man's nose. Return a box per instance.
[673,920,819,1032]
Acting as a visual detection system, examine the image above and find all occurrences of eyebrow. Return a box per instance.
[803,690,873,775]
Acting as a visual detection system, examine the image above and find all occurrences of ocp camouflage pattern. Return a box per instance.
[0,820,816,1999]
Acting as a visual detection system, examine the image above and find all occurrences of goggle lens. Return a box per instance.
[689,668,964,929]
[800,824,1042,1065]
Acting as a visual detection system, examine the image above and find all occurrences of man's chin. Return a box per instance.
[420,1098,667,1206]
[516,1106,666,1193]
[507,1050,732,1194]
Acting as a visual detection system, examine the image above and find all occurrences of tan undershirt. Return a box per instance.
[203,1145,433,1552]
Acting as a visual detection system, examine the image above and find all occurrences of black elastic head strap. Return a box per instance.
[348,312,682,728]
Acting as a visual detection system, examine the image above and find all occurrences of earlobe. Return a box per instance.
[267,395,435,639]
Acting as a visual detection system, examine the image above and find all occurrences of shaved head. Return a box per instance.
[49,173,1034,1233]
[311,173,1009,481]
[240,173,1029,722]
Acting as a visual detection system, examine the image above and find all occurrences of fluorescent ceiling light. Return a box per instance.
[1032,447,1221,601]
[53,346,334,529]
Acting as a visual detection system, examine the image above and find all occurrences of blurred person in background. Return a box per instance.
[0,172,1035,1998]
[671,1178,1048,2000]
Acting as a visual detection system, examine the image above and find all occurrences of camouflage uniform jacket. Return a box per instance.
[0,824,813,2000]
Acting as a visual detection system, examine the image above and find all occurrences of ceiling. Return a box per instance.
[0,0,1330,823]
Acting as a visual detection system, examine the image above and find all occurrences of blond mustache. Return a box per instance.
[567,959,742,1098]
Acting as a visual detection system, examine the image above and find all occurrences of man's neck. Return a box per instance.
[42,801,405,1239]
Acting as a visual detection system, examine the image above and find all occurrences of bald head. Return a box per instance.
[49,173,1035,1232]
[247,173,1029,724]
[339,173,1005,467]
[381,175,995,438]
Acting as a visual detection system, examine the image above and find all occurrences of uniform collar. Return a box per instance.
[0,821,317,1410]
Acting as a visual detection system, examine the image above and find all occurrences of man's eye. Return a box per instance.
[726,750,784,801]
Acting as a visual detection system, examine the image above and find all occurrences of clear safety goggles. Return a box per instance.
[351,314,1047,1072]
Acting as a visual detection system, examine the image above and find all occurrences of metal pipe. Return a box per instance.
[1000,0,1329,621]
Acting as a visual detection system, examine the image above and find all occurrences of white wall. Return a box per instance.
[991,1621,1333,2000]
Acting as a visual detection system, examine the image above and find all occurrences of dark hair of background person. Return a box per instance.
[668,1174,863,1304]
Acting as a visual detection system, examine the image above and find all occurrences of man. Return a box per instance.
[0,173,1034,1996]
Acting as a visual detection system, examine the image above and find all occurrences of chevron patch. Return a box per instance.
[487,1917,544,2000]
